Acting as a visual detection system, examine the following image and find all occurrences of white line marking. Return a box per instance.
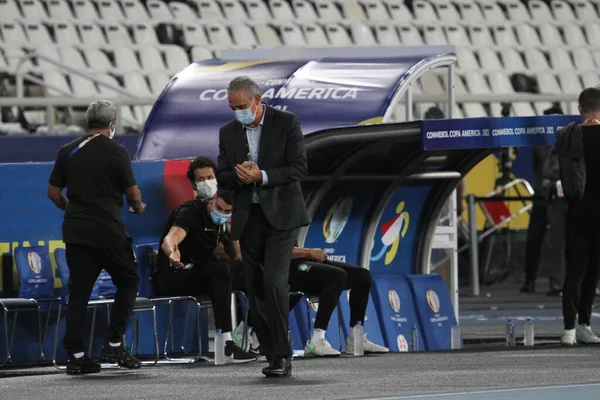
[359,382,600,400]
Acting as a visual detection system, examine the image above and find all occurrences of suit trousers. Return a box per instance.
[63,243,138,353]
[239,203,296,357]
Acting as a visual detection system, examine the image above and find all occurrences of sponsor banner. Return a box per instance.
[421,115,581,151]
[304,181,385,265]
[136,54,439,161]
[338,289,386,350]
[369,186,431,276]
[406,274,462,351]
[370,276,423,352]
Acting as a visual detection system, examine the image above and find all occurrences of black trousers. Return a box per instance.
[154,257,233,332]
[289,260,371,330]
[64,243,138,353]
[524,203,548,283]
[562,204,600,330]
[239,204,296,358]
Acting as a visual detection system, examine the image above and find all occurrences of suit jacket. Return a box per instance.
[216,105,310,240]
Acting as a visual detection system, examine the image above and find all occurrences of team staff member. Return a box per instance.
[217,76,309,377]
[153,189,256,362]
[556,88,600,346]
[47,100,146,375]
[187,156,218,200]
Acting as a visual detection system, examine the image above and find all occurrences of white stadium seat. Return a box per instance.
[291,0,319,21]
[104,23,135,46]
[70,74,99,97]
[0,0,22,20]
[336,0,367,21]
[347,22,377,46]
[537,23,564,47]
[23,23,53,46]
[268,0,295,20]
[478,1,506,22]
[456,1,484,21]
[504,0,531,23]
[120,0,151,21]
[381,0,413,23]
[18,0,49,20]
[81,48,114,71]
[300,23,329,46]
[499,48,527,73]
[78,23,108,46]
[181,24,210,47]
[253,24,282,46]
[138,46,166,72]
[359,0,390,22]
[168,2,198,22]
[47,0,75,19]
[132,23,161,46]
[397,25,424,45]
[279,23,306,46]
[230,24,258,48]
[1,23,29,47]
[492,25,519,47]
[413,0,438,21]
[43,70,72,96]
[36,46,61,70]
[3,47,34,72]
[563,24,587,47]
[444,24,470,46]
[191,46,214,60]
[557,71,583,93]
[148,71,171,96]
[112,46,142,72]
[205,22,235,48]
[58,46,88,69]
[312,0,343,21]
[217,0,248,20]
[423,25,448,45]
[468,24,494,47]
[455,47,479,71]
[528,0,554,23]
[514,24,541,47]
[162,45,190,73]
[477,48,503,72]
[551,0,577,21]
[190,0,224,21]
[72,0,101,20]
[54,22,82,46]
[431,0,461,21]
[241,0,272,21]
[147,0,175,21]
[96,0,126,21]
[549,47,574,71]
[324,23,353,46]
[571,48,596,71]
[573,0,598,21]
[523,48,551,72]
[372,24,400,45]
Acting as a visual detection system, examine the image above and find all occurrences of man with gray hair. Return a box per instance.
[217,76,309,377]
[48,100,147,375]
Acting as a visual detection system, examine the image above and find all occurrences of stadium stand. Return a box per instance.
[0,0,599,134]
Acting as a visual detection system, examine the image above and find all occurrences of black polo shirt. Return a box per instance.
[49,134,136,248]
[156,199,226,271]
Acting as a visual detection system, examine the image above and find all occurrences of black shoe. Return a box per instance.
[520,281,535,293]
[262,356,292,378]
[100,342,141,369]
[66,354,101,375]
[224,340,258,363]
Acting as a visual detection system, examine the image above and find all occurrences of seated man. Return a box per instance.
[152,189,256,363]
[231,248,389,357]
[187,156,218,200]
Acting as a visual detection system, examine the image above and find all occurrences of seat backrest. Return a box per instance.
[95,270,117,297]
[54,248,100,302]
[405,274,461,351]
[14,246,55,299]
[133,243,159,297]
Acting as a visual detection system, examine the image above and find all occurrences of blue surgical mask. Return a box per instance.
[210,208,231,226]
[234,101,256,125]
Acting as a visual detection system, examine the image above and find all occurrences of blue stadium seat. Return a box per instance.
[405,274,462,351]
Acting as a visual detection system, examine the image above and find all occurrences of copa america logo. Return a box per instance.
[323,197,353,244]
[388,289,401,313]
[397,334,409,352]
[27,251,42,274]
[426,289,440,313]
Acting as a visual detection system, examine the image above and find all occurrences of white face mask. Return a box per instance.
[109,124,116,140]
[195,179,218,199]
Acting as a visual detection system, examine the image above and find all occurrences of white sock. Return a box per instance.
[251,331,260,348]
[73,352,84,359]
[310,329,326,344]
[109,342,121,347]
[222,331,233,342]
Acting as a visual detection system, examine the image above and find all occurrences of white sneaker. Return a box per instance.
[576,324,600,344]
[304,339,341,357]
[344,333,389,354]
[561,329,576,346]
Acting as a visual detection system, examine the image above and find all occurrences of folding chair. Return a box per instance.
[134,243,249,364]
[51,248,159,369]
[0,246,56,366]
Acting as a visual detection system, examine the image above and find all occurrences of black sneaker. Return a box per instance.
[100,342,142,369]
[66,354,101,375]
[224,340,258,363]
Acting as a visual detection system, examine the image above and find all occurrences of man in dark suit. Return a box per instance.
[216,76,309,377]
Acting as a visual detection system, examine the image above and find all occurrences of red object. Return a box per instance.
[380,215,399,235]
[163,160,194,213]
[480,195,512,225]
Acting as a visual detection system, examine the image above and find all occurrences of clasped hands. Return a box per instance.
[235,161,262,185]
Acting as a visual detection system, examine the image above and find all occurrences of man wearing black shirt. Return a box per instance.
[557,88,600,346]
[153,189,256,363]
[47,100,146,375]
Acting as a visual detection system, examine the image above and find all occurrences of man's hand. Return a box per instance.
[235,161,262,184]
[168,244,184,269]
[129,201,147,215]
[309,248,328,262]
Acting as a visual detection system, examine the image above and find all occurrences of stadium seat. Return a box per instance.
[398,25,424,45]
[139,46,166,72]
[499,48,527,73]
[0,23,29,47]
[120,0,151,21]
[47,0,75,19]
[148,71,171,96]
[3,47,34,72]
[181,24,210,47]
[71,0,101,20]
[58,47,88,70]
[523,48,551,72]
[291,0,319,20]
[217,0,248,20]
[574,0,599,21]
[70,74,99,97]
[168,2,199,22]
[24,23,53,46]
[359,0,390,22]
[381,0,413,23]
[147,0,175,21]
[563,24,587,47]
[241,0,273,21]
[336,0,367,21]
[269,0,295,20]
[580,71,600,88]
[132,23,161,46]
[468,24,494,47]
[492,25,519,48]
[253,24,282,46]
[444,24,470,46]
[18,0,49,20]
[431,0,461,21]
[103,23,135,46]
[583,23,600,46]
[503,0,531,23]
[423,24,448,45]
[81,48,113,71]
[413,0,438,21]
[346,21,377,46]
[300,22,329,46]
[0,0,22,19]
[528,0,554,23]
[279,23,307,46]
[43,70,72,96]
[162,45,191,73]
[478,0,506,22]
[312,0,343,21]
[77,23,108,46]
[537,23,564,47]
[205,22,235,48]
[477,48,503,72]
[191,46,214,61]
[230,24,258,48]
[36,47,62,70]
[189,0,224,20]
[549,47,574,71]
[324,23,353,46]
[455,0,484,21]
[53,22,82,46]
[455,47,479,71]
[97,0,126,21]
[550,0,577,21]
[372,24,401,45]
[571,48,596,71]
[558,70,583,93]
[515,24,542,47]
[112,46,142,72]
